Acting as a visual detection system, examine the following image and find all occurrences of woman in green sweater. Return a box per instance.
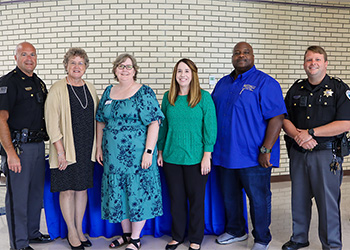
[157,58,217,250]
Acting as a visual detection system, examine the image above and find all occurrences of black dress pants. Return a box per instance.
[163,161,208,244]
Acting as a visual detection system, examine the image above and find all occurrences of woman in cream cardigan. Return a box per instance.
[45,48,98,250]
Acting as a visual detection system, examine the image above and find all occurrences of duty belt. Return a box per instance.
[292,141,334,153]
[11,129,48,143]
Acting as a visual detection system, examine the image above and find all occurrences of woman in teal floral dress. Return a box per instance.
[95,54,164,250]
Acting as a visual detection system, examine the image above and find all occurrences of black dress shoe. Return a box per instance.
[81,238,92,247]
[10,246,34,250]
[29,233,53,243]
[165,241,183,250]
[68,238,85,250]
[282,240,310,250]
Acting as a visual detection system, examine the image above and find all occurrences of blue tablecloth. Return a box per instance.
[43,161,247,239]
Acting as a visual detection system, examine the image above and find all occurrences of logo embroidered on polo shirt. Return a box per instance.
[239,84,256,95]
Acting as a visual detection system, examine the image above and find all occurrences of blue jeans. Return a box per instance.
[218,165,272,245]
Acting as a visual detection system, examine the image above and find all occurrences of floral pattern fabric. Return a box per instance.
[96,84,164,223]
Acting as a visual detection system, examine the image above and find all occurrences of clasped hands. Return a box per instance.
[293,128,318,150]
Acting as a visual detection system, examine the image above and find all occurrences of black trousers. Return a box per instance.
[5,142,45,249]
[163,161,209,244]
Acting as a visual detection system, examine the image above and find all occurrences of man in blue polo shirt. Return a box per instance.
[212,42,286,250]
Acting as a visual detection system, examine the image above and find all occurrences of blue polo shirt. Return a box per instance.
[212,66,287,169]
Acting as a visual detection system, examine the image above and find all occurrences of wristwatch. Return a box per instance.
[145,149,153,154]
[260,146,272,154]
[308,128,315,137]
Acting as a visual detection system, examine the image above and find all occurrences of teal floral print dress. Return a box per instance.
[96,84,164,223]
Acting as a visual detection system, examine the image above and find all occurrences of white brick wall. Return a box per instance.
[1,0,350,175]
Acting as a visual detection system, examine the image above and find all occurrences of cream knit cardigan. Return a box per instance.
[45,78,99,169]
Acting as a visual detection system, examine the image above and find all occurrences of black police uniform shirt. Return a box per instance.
[0,67,47,132]
[285,74,350,143]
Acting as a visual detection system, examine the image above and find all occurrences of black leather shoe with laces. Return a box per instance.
[282,240,310,250]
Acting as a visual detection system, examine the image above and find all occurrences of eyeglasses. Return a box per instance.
[118,64,133,70]
[70,61,85,67]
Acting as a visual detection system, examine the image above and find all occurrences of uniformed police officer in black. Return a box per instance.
[282,46,350,250]
[0,42,52,250]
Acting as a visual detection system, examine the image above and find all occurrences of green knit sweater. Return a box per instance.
[158,89,217,165]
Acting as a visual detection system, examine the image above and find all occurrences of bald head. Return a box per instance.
[234,42,254,54]
[232,42,255,75]
[14,42,37,77]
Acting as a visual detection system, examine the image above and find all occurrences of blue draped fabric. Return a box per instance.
[43,161,248,239]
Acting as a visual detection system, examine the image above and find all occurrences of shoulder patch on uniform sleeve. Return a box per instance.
[346,90,350,100]
[0,86,7,94]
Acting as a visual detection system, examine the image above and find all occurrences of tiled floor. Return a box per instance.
[1,174,350,250]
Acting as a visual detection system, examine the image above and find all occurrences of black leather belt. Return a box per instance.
[292,141,334,153]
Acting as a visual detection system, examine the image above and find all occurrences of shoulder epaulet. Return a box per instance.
[0,69,16,86]
[330,76,343,82]
[294,78,305,84]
